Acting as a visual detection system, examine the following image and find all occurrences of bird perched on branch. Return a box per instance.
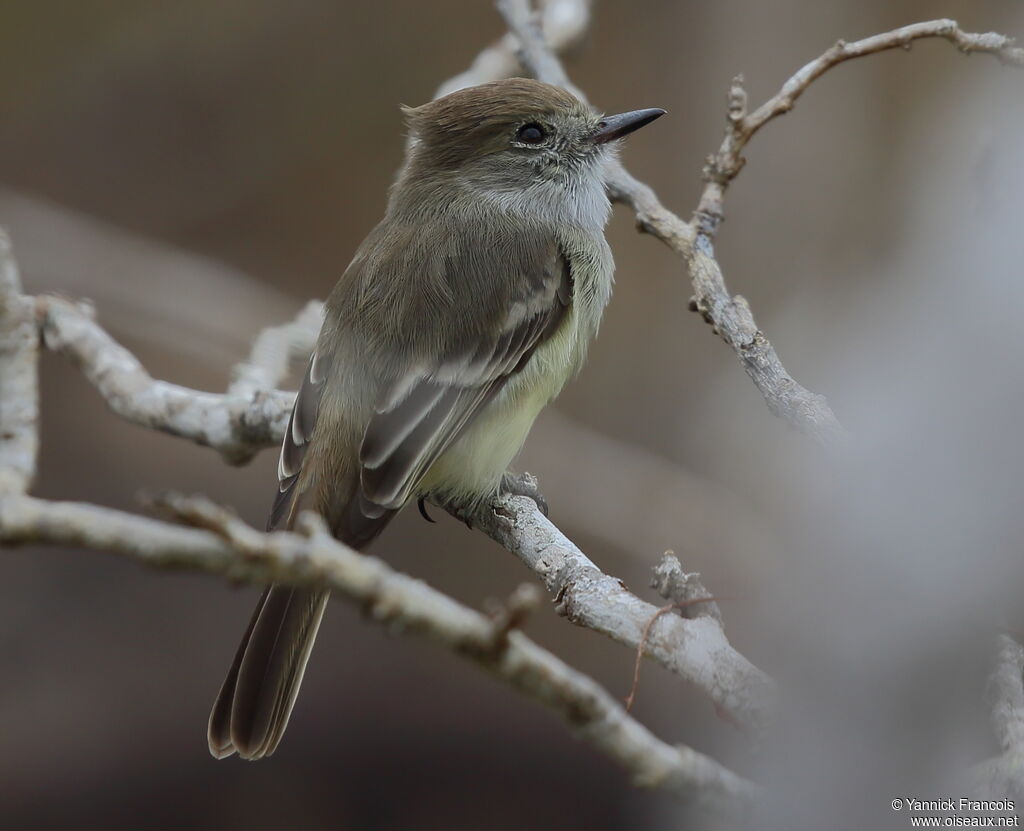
[208,77,664,760]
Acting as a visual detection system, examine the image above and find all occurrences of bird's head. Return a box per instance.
[400,78,664,200]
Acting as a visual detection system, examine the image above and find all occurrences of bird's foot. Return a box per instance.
[500,471,549,517]
[416,497,436,523]
[419,493,475,530]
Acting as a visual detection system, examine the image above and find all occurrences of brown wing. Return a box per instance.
[355,244,572,518]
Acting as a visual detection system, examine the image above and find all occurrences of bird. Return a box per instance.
[208,77,664,760]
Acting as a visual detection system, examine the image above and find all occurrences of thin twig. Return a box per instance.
[624,605,676,713]
[697,20,1024,230]
[624,600,724,713]
[0,231,39,495]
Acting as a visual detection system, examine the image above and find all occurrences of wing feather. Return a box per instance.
[356,242,572,515]
[268,349,328,532]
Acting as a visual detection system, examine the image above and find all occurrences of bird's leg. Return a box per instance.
[500,471,549,517]
[424,472,549,531]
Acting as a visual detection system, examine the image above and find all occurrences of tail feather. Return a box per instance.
[208,588,270,759]
[208,587,329,760]
[208,488,395,760]
[258,590,329,757]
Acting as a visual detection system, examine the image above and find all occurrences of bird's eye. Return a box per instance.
[515,123,547,144]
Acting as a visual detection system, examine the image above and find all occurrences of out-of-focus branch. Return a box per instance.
[463,495,775,734]
[970,634,1024,799]
[227,299,322,399]
[435,0,591,98]
[36,294,296,465]
[0,232,39,495]
[0,491,758,817]
[495,0,585,100]
[0,188,299,366]
[988,634,1024,753]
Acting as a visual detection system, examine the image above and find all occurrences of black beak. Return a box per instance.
[590,108,666,144]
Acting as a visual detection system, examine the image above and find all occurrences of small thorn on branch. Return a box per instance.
[624,551,731,712]
[727,74,747,125]
[294,510,331,539]
[142,491,260,555]
[143,489,235,530]
[652,551,724,625]
[485,582,542,650]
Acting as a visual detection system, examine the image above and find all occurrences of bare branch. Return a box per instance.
[36,294,294,464]
[500,8,1024,444]
[970,634,1024,799]
[0,491,758,817]
[602,169,848,442]
[748,21,1023,139]
[698,20,1024,229]
[227,299,322,399]
[987,634,1024,754]
[0,188,300,366]
[435,0,591,98]
[625,555,733,714]
[483,582,543,650]
[682,22,1021,442]
[497,0,847,443]
[496,0,585,100]
[25,287,776,730]
[0,231,39,495]
[464,495,776,735]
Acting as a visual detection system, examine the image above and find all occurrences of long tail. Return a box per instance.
[209,337,405,760]
[208,488,395,760]
[208,586,330,760]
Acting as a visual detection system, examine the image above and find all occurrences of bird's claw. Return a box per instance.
[418,494,474,530]
[416,497,436,523]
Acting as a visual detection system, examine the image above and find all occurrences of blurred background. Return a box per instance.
[3,1,1024,828]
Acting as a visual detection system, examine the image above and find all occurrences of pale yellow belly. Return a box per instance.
[417,305,586,504]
